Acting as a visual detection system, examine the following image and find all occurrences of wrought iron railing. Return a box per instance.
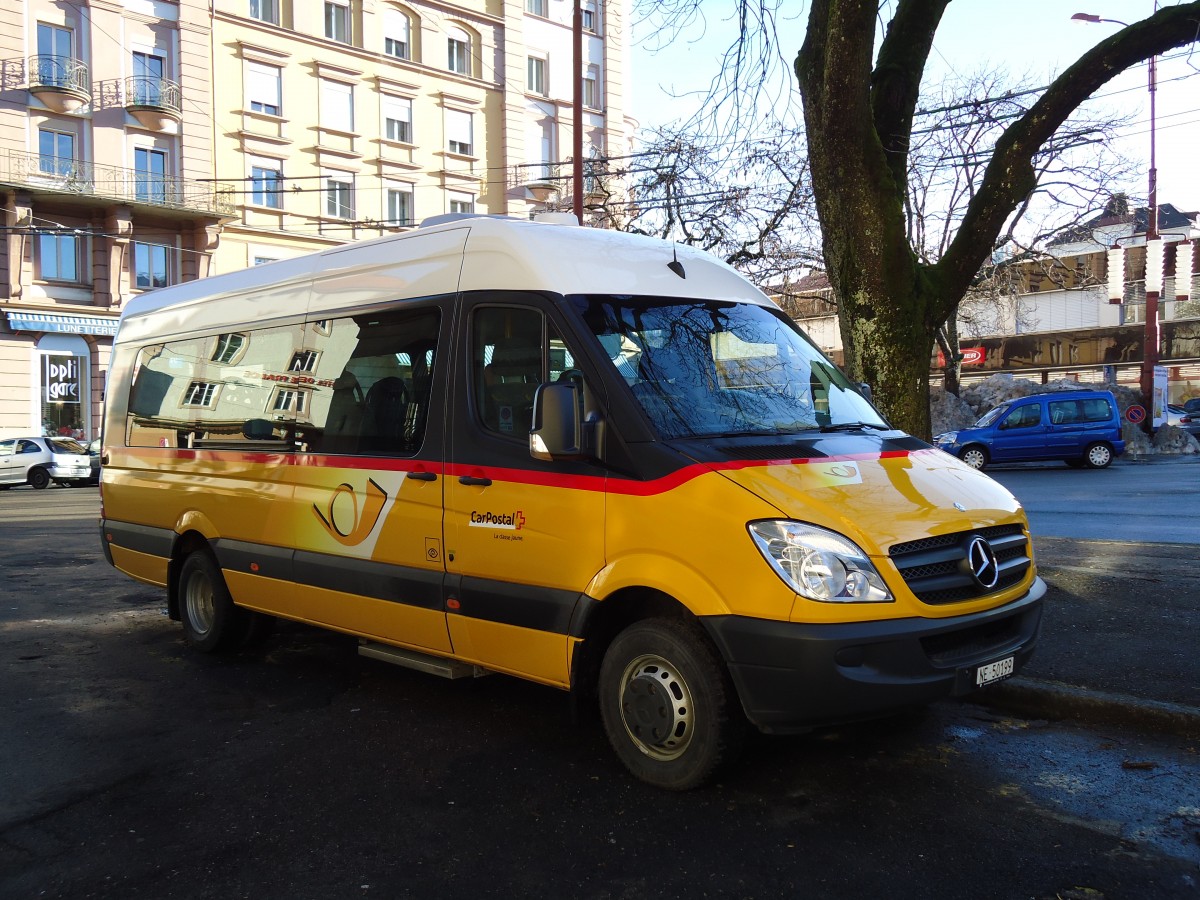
[124,75,182,115]
[0,150,235,217]
[27,55,90,97]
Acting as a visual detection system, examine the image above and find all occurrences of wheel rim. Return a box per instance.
[184,570,215,638]
[30,469,49,489]
[962,448,985,469]
[1088,444,1111,466]
[617,653,694,761]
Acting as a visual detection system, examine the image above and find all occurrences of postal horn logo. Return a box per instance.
[313,478,388,546]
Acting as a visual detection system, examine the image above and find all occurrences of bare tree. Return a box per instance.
[637,0,1200,437]
[906,69,1137,395]
[593,123,823,289]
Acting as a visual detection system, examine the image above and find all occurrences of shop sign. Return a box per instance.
[44,355,82,403]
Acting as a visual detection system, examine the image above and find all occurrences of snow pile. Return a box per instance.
[929,373,1199,457]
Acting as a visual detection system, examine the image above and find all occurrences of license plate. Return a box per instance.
[975,656,1015,687]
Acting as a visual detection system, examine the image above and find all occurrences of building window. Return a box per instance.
[289,350,320,372]
[38,129,76,178]
[582,5,597,32]
[526,0,547,15]
[250,162,283,208]
[386,184,414,226]
[320,79,354,133]
[325,0,350,43]
[245,61,281,115]
[449,192,474,214]
[447,27,470,75]
[382,95,412,143]
[249,0,279,24]
[134,147,169,204]
[583,68,599,109]
[325,172,354,219]
[133,242,170,289]
[446,109,473,156]
[272,388,308,413]
[527,56,546,96]
[37,233,80,282]
[213,333,247,364]
[183,381,218,407]
[35,24,74,86]
[130,51,167,106]
[383,9,411,59]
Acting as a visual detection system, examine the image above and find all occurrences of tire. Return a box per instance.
[28,467,51,490]
[598,618,744,791]
[960,445,989,470]
[1083,441,1114,469]
[178,550,244,653]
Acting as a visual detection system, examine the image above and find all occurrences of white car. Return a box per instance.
[0,436,93,489]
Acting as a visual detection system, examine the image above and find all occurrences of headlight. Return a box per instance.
[748,521,893,603]
[934,432,957,444]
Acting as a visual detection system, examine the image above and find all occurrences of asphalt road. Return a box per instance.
[987,456,1200,544]
[2,485,1199,899]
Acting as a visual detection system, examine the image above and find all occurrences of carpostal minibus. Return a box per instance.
[100,213,1045,790]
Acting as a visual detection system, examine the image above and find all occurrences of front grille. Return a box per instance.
[889,524,1031,605]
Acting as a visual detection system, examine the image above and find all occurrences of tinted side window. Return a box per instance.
[1079,398,1114,423]
[0,440,13,458]
[307,308,441,456]
[1000,404,1041,430]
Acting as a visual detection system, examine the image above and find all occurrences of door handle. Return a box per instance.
[459,475,492,486]
[406,471,437,481]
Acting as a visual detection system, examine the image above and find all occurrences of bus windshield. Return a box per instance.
[573,295,887,440]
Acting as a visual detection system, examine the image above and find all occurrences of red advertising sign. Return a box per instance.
[935,346,987,367]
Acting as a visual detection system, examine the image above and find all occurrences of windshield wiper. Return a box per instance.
[819,421,891,433]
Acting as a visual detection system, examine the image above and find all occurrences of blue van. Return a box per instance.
[935,389,1125,470]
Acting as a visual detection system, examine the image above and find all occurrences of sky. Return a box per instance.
[629,0,1200,218]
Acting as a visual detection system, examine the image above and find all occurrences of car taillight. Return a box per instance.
[1182,415,1194,425]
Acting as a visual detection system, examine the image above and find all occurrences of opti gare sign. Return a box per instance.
[44,355,82,403]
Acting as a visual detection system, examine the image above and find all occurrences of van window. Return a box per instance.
[472,306,575,437]
[575,295,883,439]
[1048,397,1112,425]
[999,404,1042,430]
[125,308,440,454]
[309,308,440,455]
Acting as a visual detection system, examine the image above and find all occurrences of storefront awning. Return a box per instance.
[6,311,119,337]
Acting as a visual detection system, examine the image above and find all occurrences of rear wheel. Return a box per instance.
[179,551,243,653]
[28,467,51,490]
[960,445,989,470]
[1083,441,1114,469]
[599,618,744,791]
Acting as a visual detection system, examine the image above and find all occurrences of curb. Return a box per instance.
[966,677,1200,741]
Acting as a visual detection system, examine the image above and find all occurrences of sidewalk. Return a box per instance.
[970,535,1200,739]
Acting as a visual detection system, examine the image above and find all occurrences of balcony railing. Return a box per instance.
[28,55,90,97]
[0,150,235,217]
[125,75,181,113]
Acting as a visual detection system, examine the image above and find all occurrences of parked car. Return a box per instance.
[1182,398,1200,415]
[0,436,93,489]
[934,389,1125,470]
[87,437,102,484]
[1166,404,1200,438]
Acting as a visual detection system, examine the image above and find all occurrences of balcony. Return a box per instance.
[124,75,182,130]
[0,150,235,219]
[27,55,91,113]
[508,162,561,202]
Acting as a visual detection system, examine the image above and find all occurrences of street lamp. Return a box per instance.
[1073,10,1161,418]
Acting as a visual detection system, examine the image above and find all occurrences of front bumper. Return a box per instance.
[702,578,1046,734]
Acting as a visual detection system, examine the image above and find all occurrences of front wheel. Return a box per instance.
[28,467,51,490]
[598,618,744,791]
[960,445,989,470]
[1083,441,1114,469]
[179,550,243,653]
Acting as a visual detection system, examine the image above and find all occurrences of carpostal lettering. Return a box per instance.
[469,510,525,530]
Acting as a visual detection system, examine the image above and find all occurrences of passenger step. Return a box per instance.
[358,641,491,680]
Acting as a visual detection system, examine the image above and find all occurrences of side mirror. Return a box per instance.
[530,382,594,461]
[857,382,873,403]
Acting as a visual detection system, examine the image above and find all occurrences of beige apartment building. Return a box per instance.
[0,0,631,441]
